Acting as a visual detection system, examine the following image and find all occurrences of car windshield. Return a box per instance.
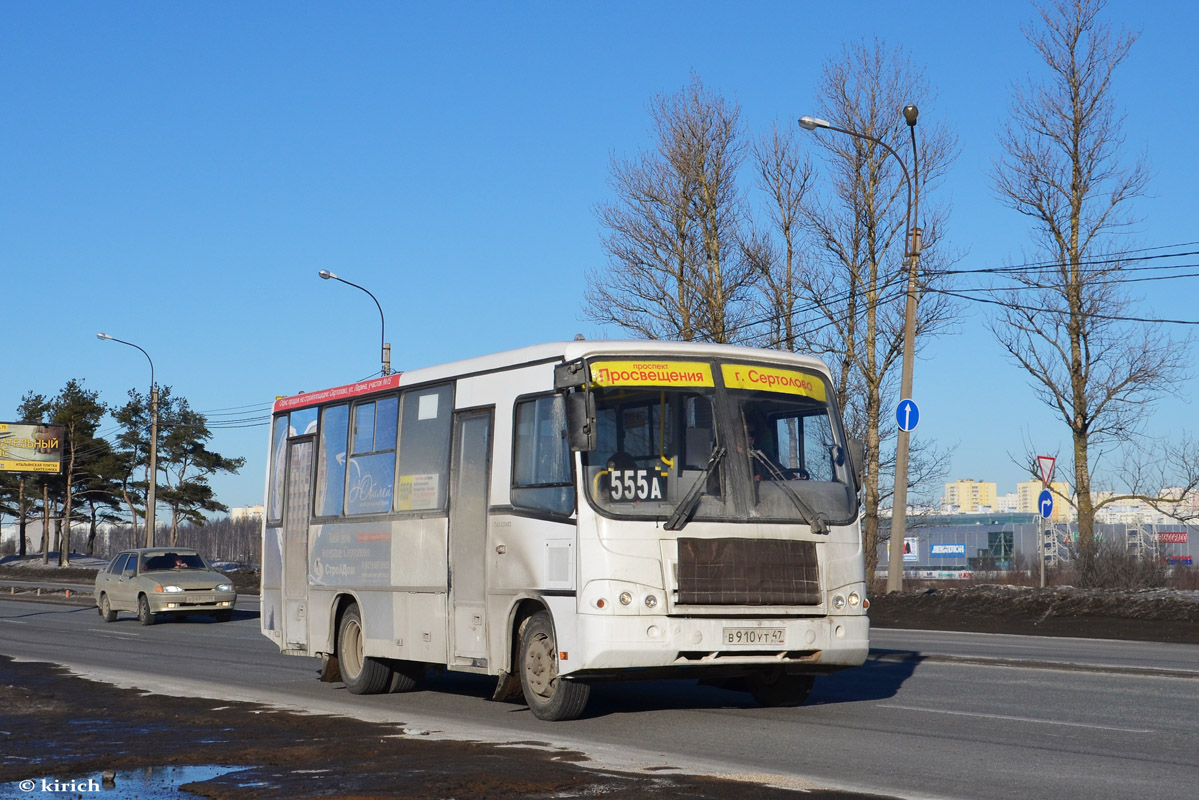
[142,553,206,572]
[580,358,857,528]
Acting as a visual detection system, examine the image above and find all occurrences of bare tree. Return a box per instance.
[789,40,958,579]
[586,74,756,343]
[990,0,1194,582]
[743,122,815,355]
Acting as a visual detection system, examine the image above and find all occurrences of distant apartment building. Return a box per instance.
[1092,487,1199,525]
[231,504,264,522]
[1016,480,1073,522]
[942,479,998,513]
[994,492,1019,513]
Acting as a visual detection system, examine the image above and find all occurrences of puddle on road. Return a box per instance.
[2,764,247,797]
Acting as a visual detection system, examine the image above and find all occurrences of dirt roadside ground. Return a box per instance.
[0,657,892,800]
[2,562,1196,798]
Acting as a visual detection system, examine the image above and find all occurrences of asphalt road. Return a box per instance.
[1,596,1195,800]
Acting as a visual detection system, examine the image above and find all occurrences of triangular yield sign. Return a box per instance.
[1037,455,1056,487]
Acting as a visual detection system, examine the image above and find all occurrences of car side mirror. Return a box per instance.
[123,567,136,578]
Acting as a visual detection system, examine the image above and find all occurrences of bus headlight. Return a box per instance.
[848,591,861,607]
[619,592,633,606]
[644,595,658,609]
[832,594,846,610]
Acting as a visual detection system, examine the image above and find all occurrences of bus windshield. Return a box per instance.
[580,359,857,528]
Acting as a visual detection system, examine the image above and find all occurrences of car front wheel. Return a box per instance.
[137,595,157,626]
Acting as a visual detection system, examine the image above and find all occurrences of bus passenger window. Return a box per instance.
[395,384,453,512]
[267,415,289,524]
[315,404,350,517]
[346,397,397,515]
[512,396,575,516]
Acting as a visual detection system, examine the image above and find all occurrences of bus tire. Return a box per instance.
[747,669,814,707]
[337,604,391,695]
[518,611,589,721]
[387,660,423,693]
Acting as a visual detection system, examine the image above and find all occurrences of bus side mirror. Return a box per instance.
[565,391,597,452]
[848,438,865,490]
[555,359,588,389]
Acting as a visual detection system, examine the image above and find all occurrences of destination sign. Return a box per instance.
[589,361,714,388]
[720,364,827,401]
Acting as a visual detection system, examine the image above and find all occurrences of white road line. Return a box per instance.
[877,703,1155,733]
[0,619,27,624]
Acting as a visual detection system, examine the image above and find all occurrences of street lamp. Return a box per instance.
[97,332,158,548]
[318,270,391,376]
[799,107,922,593]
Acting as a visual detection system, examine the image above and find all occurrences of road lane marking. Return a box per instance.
[877,703,1155,733]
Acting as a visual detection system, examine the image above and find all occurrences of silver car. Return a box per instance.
[94,547,237,625]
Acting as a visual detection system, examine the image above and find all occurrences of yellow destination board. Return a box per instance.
[589,361,714,388]
[0,460,62,474]
[721,364,827,401]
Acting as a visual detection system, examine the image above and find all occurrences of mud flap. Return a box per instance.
[319,654,342,683]
[491,669,524,702]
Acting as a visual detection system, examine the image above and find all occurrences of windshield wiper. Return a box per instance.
[663,445,726,531]
[750,449,829,535]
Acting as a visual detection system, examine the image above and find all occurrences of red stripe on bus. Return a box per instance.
[273,374,403,413]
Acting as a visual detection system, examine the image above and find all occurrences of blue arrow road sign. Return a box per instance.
[896,399,920,432]
[1039,488,1054,519]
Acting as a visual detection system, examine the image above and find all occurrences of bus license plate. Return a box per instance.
[723,627,785,646]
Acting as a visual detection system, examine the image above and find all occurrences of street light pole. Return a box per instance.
[318,270,391,376]
[97,333,158,547]
[799,107,922,593]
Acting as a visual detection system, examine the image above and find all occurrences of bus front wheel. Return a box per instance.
[748,669,814,707]
[337,604,392,695]
[518,611,589,721]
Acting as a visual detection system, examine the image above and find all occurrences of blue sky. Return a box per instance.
[2,1,1196,510]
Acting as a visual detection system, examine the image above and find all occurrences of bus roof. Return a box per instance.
[272,340,832,413]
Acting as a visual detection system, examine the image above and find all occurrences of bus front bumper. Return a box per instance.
[564,612,868,676]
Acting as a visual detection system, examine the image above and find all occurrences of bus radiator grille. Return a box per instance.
[676,538,820,606]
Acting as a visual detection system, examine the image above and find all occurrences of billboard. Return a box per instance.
[0,423,64,474]
[1156,531,1189,544]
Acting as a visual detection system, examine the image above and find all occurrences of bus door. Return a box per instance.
[447,408,493,666]
[282,436,314,652]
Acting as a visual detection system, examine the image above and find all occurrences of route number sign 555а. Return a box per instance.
[608,469,667,502]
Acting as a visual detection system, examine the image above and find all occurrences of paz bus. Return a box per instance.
[261,340,869,720]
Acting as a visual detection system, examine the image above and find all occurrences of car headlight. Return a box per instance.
[157,585,185,593]
[216,584,233,593]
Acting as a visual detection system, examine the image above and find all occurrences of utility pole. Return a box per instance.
[318,270,391,376]
[97,333,158,546]
[800,105,921,593]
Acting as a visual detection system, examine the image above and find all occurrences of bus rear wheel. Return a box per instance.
[387,660,424,693]
[518,611,589,721]
[747,669,814,707]
[337,604,391,695]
